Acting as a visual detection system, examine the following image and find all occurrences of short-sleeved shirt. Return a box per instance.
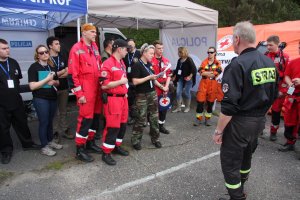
[0,57,23,110]
[131,60,155,94]
[100,55,128,95]
[284,57,300,93]
[28,62,57,100]
[51,55,68,90]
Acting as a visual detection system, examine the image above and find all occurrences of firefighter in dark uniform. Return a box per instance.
[123,38,141,125]
[214,22,278,200]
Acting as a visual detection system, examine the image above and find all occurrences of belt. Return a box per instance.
[202,77,215,80]
[107,93,126,97]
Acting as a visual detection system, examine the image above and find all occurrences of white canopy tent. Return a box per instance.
[87,0,218,91]
[87,0,218,29]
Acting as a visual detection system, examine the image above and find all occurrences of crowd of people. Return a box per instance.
[0,21,299,199]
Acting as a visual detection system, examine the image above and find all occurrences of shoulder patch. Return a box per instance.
[133,57,138,63]
[222,83,229,93]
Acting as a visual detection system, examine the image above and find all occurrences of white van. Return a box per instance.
[2,27,127,102]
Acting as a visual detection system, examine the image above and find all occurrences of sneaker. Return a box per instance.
[41,146,56,156]
[183,107,190,113]
[152,140,162,148]
[48,141,63,150]
[172,107,181,113]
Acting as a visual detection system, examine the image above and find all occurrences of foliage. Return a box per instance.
[119,0,300,43]
[119,28,159,48]
[191,0,300,27]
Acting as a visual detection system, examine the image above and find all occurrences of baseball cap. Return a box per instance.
[112,39,129,49]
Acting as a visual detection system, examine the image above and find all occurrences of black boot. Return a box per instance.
[102,153,116,165]
[113,146,129,156]
[159,124,170,134]
[278,143,295,152]
[86,140,103,154]
[76,146,94,162]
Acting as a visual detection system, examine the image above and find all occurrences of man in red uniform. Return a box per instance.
[266,35,289,141]
[279,41,300,152]
[152,40,171,134]
[68,24,102,162]
[100,39,129,166]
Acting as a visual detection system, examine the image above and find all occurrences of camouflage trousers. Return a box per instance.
[131,91,160,145]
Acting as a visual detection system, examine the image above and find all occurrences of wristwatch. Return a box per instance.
[214,129,223,136]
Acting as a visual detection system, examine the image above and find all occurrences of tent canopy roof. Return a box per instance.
[0,0,87,31]
[88,0,218,29]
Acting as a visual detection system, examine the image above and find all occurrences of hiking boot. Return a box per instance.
[41,145,56,156]
[133,143,142,150]
[278,143,295,152]
[159,124,170,134]
[48,141,63,150]
[102,153,116,165]
[152,140,162,148]
[269,133,277,141]
[23,143,41,151]
[113,146,129,156]
[86,140,102,154]
[76,146,94,162]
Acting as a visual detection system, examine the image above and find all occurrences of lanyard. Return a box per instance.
[50,56,60,71]
[40,63,51,72]
[0,59,10,79]
[139,59,153,75]
[128,51,136,66]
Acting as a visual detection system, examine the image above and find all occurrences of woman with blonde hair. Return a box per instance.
[28,45,62,156]
[172,47,197,113]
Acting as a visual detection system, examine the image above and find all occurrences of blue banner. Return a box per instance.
[1,0,87,14]
[0,12,47,30]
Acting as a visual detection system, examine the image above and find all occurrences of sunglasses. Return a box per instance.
[38,51,49,55]
[207,51,215,54]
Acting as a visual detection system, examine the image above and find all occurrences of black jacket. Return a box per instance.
[221,48,278,117]
[173,57,197,87]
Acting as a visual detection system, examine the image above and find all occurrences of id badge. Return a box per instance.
[177,70,182,75]
[163,73,167,78]
[126,83,129,89]
[127,67,131,73]
[150,80,153,88]
[287,86,295,95]
[7,80,14,88]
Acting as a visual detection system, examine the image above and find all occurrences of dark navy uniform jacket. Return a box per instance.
[221,48,278,117]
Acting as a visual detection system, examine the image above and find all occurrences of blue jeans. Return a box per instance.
[33,98,57,147]
[176,78,193,100]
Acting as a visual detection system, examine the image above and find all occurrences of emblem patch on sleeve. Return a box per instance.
[222,83,229,93]
[101,71,108,77]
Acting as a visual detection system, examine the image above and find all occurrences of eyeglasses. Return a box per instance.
[207,51,215,54]
[38,51,49,55]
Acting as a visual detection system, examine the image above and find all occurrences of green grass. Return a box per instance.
[43,161,64,170]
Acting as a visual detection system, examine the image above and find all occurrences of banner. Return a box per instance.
[160,25,217,91]
[1,0,87,14]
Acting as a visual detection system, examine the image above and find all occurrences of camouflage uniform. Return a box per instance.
[131,91,160,145]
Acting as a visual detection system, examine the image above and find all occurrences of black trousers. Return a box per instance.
[220,115,265,200]
[0,105,34,153]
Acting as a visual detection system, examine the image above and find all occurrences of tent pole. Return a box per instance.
[85,14,88,23]
[77,17,80,42]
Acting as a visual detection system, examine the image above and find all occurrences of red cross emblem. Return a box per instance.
[217,35,233,51]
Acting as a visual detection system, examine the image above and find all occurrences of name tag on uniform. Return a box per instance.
[274,57,280,63]
[127,67,131,73]
[7,80,14,88]
[177,70,182,75]
[287,86,295,95]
